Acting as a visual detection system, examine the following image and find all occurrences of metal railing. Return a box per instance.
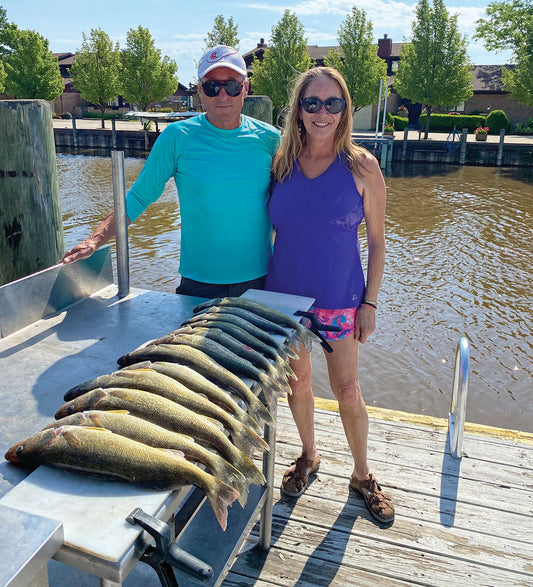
[111,150,130,298]
[448,337,470,458]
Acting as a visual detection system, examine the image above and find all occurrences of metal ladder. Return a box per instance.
[448,337,470,458]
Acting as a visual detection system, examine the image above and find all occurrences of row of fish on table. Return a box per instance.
[5,297,318,530]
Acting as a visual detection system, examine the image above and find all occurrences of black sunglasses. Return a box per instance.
[300,96,346,114]
[201,79,244,97]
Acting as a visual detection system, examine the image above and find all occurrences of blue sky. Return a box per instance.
[2,0,511,86]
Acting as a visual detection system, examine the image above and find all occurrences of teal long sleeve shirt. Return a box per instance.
[126,113,280,284]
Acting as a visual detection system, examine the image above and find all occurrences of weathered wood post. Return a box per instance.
[242,96,274,125]
[497,129,506,166]
[111,118,117,150]
[0,100,64,286]
[71,115,78,147]
[460,128,468,165]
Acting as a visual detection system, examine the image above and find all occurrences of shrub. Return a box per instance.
[485,110,510,134]
[392,115,409,130]
[419,113,485,132]
[83,112,124,120]
[60,112,72,119]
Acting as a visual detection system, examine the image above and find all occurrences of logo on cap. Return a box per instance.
[206,47,237,63]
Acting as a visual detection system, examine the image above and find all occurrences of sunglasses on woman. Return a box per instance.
[201,79,244,97]
[300,96,346,114]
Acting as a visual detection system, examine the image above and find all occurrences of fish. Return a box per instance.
[62,368,268,456]
[54,387,266,487]
[183,314,298,364]
[193,297,319,348]
[167,326,293,394]
[183,311,299,360]
[5,425,238,531]
[129,360,262,434]
[156,333,279,400]
[194,305,293,339]
[116,343,274,426]
[46,410,250,505]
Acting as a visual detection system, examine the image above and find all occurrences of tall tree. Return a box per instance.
[2,27,63,100]
[0,6,8,91]
[251,10,311,113]
[203,15,239,50]
[394,0,473,138]
[324,7,387,112]
[475,0,533,106]
[121,26,178,111]
[70,29,122,128]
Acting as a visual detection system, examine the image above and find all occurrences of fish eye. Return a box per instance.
[16,445,24,456]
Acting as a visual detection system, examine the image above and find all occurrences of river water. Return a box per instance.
[57,154,532,433]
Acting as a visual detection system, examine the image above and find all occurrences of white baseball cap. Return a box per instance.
[198,45,247,79]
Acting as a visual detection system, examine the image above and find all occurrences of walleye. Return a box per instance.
[133,361,261,433]
[47,410,250,505]
[5,425,238,530]
[193,297,318,348]
[183,311,299,360]
[155,333,279,400]
[62,368,267,455]
[194,305,292,339]
[164,326,293,394]
[54,388,266,487]
[117,343,273,425]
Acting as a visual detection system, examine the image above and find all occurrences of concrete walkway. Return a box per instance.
[52,118,533,145]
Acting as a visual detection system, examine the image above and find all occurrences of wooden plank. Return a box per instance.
[277,405,533,468]
[276,407,533,498]
[263,480,533,573]
[226,544,415,586]
[237,515,531,586]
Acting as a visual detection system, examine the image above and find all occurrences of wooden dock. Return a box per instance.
[220,399,533,587]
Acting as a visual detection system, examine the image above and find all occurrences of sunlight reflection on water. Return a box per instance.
[58,156,533,432]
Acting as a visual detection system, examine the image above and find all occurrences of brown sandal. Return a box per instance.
[350,473,395,523]
[281,456,321,497]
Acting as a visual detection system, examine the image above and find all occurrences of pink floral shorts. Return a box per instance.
[307,306,357,341]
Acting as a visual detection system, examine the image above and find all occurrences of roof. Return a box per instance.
[53,52,76,66]
[472,64,514,92]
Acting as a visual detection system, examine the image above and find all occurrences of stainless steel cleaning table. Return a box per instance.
[0,248,313,586]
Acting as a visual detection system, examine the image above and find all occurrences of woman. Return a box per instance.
[265,67,394,524]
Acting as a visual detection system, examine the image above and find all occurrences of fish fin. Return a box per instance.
[247,396,275,427]
[206,479,239,531]
[230,423,269,456]
[120,361,152,371]
[234,479,250,507]
[236,454,266,487]
[162,449,186,459]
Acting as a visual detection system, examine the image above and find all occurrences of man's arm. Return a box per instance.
[62,209,130,264]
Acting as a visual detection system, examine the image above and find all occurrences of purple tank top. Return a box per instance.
[265,154,366,309]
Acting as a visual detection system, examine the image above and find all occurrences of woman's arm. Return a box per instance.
[354,155,387,343]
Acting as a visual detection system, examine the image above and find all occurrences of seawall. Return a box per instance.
[53,126,533,167]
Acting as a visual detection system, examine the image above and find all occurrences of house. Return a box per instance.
[243,36,533,127]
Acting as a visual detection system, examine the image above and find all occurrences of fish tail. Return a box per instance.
[236,454,266,487]
[234,479,250,507]
[206,479,240,531]
[247,396,275,427]
[230,424,269,456]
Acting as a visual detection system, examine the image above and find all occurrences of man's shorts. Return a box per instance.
[308,306,357,341]
[175,275,266,299]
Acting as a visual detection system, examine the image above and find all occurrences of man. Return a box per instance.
[62,46,280,298]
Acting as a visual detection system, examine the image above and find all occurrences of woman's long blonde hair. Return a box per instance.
[272,67,371,183]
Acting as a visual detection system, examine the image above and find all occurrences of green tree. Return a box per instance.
[251,10,311,113]
[203,15,239,50]
[2,27,63,100]
[475,0,533,106]
[70,29,122,128]
[394,0,473,138]
[324,7,387,112]
[121,26,179,111]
